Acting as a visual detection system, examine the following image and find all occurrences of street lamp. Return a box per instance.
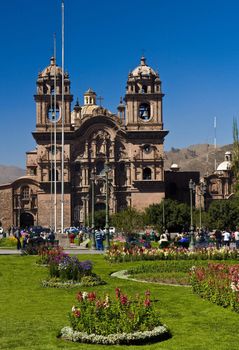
[90,171,96,250]
[198,181,207,230]
[189,179,196,249]
[104,163,110,250]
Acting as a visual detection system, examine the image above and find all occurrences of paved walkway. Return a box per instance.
[0,248,104,255]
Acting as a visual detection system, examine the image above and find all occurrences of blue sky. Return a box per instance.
[0,0,239,167]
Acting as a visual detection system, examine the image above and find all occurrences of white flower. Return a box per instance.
[82,291,88,300]
[72,305,76,312]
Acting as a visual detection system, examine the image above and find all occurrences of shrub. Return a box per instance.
[105,245,239,263]
[190,263,239,312]
[66,288,166,337]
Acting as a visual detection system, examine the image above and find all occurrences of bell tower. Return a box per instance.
[125,56,164,131]
[34,57,73,131]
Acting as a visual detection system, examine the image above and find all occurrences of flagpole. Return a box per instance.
[214,116,217,171]
[61,0,65,234]
[54,33,57,233]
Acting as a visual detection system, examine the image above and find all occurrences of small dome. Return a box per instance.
[39,57,63,77]
[84,88,96,95]
[170,163,180,171]
[216,161,232,172]
[131,56,157,78]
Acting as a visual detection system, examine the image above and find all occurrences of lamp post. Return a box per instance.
[90,171,96,250]
[199,181,207,230]
[104,163,110,250]
[189,179,196,249]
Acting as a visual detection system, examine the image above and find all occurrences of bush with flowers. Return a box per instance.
[105,244,239,263]
[40,246,105,287]
[59,288,170,345]
[190,263,239,312]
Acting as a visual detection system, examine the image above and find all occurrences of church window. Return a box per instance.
[21,186,30,200]
[139,103,150,121]
[30,168,37,176]
[143,144,151,153]
[75,163,81,171]
[47,103,60,122]
[49,169,59,182]
[96,161,105,175]
[143,167,152,180]
[141,85,147,93]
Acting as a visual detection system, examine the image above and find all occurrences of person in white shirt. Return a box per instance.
[234,229,239,249]
[222,230,231,247]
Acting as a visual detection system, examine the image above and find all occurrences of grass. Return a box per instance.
[0,254,239,349]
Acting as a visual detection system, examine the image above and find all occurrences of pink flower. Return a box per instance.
[144,299,151,307]
[145,290,151,297]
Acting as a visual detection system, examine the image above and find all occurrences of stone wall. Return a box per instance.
[0,185,13,230]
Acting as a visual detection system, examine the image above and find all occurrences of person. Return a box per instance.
[23,234,29,249]
[214,229,222,249]
[234,228,239,249]
[48,231,55,245]
[222,230,231,247]
[14,229,22,250]
[159,232,168,248]
[95,229,104,250]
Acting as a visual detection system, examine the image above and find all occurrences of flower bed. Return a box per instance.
[59,288,170,345]
[105,245,239,263]
[40,246,104,286]
[190,263,239,312]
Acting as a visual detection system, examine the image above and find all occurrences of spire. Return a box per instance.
[140,56,146,66]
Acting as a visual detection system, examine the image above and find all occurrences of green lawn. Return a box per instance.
[0,254,239,350]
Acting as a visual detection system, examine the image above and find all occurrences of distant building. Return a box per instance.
[0,56,169,229]
[199,151,234,209]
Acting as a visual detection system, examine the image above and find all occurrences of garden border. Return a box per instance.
[111,269,191,287]
[59,325,171,345]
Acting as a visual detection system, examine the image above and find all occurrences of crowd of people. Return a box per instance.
[12,227,56,250]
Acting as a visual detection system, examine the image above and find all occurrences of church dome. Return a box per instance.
[39,57,63,77]
[170,163,180,171]
[216,161,232,172]
[131,56,157,78]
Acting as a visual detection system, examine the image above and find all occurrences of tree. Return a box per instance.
[208,198,239,231]
[111,208,144,236]
[145,199,191,233]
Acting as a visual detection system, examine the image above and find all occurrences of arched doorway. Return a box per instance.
[94,202,106,229]
[20,212,34,228]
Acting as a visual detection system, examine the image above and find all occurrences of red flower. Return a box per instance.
[144,299,151,307]
[120,294,128,305]
[74,310,81,318]
[76,291,83,302]
[115,288,121,299]
[87,292,96,302]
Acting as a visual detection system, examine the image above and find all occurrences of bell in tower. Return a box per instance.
[124,56,164,131]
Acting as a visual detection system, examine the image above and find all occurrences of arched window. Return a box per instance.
[49,169,59,182]
[141,85,147,93]
[96,161,105,175]
[143,167,152,180]
[21,186,30,200]
[139,103,150,121]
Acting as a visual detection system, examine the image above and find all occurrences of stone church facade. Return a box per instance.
[0,56,168,229]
